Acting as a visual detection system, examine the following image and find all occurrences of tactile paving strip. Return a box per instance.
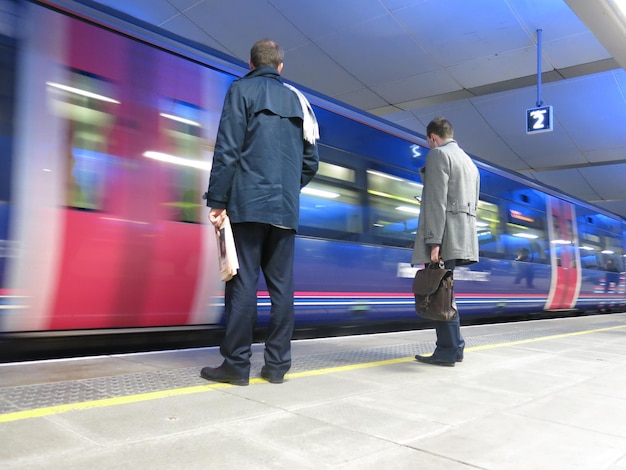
[1,314,624,414]
[288,343,430,372]
[1,381,110,410]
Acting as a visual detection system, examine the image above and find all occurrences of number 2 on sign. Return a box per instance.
[530,109,547,129]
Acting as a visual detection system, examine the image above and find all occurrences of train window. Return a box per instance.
[577,209,625,271]
[474,168,549,262]
[366,170,421,248]
[503,205,547,263]
[298,158,363,241]
[475,169,544,261]
[158,99,204,223]
[476,200,502,257]
[47,69,118,210]
[316,161,356,183]
[364,170,503,250]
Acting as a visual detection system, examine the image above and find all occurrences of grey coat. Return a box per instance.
[411,139,480,266]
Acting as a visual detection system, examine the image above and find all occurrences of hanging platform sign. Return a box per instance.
[526,105,553,134]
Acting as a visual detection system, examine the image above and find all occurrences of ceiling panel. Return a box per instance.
[281,42,365,97]
[158,14,225,50]
[546,71,626,152]
[167,0,200,10]
[315,14,438,87]
[269,0,389,41]
[510,0,589,40]
[394,1,531,67]
[543,31,611,68]
[445,46,541,89]
[178,0,309,59]
[584,145,626,164]
[333,86,390,110]
[530,169,599,201]
[371,69,460,103]
[596,200,626,216]
[578,164,626,201]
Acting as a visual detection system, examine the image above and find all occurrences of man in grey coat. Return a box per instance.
[412,117,479,366]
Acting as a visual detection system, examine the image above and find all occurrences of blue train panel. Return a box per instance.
[253,237,553,326]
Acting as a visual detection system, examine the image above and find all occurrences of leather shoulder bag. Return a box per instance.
[412,260,457,321]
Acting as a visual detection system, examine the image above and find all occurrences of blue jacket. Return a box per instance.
[204,66,319,231]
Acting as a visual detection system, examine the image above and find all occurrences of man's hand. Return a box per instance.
[430,245,441,264]
[208,208,226,228]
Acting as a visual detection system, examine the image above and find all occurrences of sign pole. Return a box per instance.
[536,29,543,107]
[526,29,553,134]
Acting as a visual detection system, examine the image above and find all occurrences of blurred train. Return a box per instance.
[1,0,625,361]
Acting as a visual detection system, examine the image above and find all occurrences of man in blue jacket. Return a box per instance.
[201,38,319,385]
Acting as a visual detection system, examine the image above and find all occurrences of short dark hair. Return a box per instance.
[250,38,284,68]
[426,117,454,139]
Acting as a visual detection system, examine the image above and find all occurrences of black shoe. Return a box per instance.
[415,354,455,367]
[261,366,284,384]
[457,356,464,363]
[200,366,249,386]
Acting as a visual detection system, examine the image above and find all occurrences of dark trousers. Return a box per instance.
[220,222,295,377]
[432,259,465,362]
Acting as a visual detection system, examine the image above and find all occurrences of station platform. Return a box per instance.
[2,313,626,469]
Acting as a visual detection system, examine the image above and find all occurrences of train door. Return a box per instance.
[545,197,581,310]
[48,15,208,329]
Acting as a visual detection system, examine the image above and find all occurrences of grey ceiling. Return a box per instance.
[89,0,626,219]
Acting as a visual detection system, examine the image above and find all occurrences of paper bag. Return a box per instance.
[215,216,239,282]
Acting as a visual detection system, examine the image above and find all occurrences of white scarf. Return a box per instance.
[284,83,319,144]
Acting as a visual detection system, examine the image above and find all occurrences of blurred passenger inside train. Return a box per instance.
[513,247,534,288]
[604,258,620,293]
[201,38,319,386]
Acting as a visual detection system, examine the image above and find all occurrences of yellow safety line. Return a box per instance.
[1,323,625,423]
[467,324,626,351]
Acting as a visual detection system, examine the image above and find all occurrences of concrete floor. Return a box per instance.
[2,313,626,469]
